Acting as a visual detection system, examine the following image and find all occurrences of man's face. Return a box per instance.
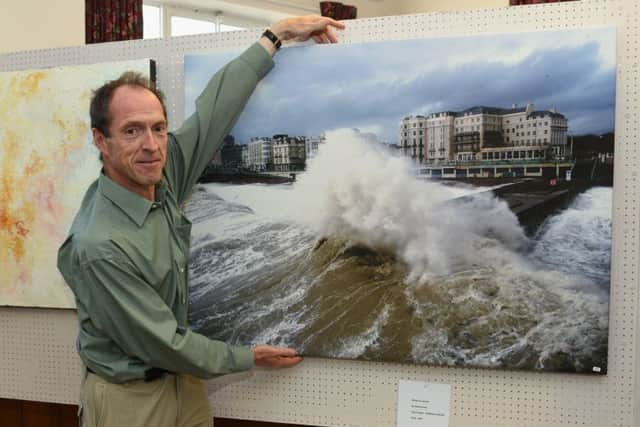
[94,85,168,199]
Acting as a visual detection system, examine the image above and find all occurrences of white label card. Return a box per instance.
[397,380,451,427]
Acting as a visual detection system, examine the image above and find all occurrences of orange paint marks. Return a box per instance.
[18,269,31,284]
[24,152,45,177]
[14,221,29,237]
[0,207,9,230]
[0,126,32,271]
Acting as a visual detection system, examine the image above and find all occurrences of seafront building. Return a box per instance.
[247,137,273,171]
[305,134,326,159]
[399,103,569,177]
[273,134,307,172]
[211,134,328,172]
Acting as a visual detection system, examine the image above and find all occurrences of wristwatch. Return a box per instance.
[262,28,282,50]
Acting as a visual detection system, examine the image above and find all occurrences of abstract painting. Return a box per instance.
[184,28,615,373]
[0,59,155,308]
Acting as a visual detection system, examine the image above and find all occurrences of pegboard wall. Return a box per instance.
[0,0,638,426]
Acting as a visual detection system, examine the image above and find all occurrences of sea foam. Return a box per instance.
[290,129,528,281]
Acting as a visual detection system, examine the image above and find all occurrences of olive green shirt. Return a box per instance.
[57,43,274,383]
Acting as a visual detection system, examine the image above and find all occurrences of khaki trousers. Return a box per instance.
[80,372,213,427]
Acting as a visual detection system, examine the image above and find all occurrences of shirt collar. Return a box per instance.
[98,172,167,227]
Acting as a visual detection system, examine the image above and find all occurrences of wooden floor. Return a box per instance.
[0,398,312,427]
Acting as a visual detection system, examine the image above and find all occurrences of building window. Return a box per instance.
[143,2,268,38]
[143,4,162,38]
[171,15,216,36]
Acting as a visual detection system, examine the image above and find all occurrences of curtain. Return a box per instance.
[85,0,143,44]
[320,2,357,20]
[510,0,578,5]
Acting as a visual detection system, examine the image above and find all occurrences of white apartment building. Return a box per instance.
[273,134,306,172]
[399,103,569,163]
[454,106,505,161]
[240,144,249,169]
[247,137,273,171]
[499,105,568,160]
[305,134,326,159]
[399,115,426,161]
[426,111,456,162]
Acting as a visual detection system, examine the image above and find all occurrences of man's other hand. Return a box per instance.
[272,16,346,44]
[252,345,303,368]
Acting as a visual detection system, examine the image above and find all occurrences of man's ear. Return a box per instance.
[93,128,108,160]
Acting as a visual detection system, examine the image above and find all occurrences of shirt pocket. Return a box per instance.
[175,216,192,252]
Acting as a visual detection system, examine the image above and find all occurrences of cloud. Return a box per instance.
[184,27,616,143]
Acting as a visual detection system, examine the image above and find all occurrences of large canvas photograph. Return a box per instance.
[184,28,615,373]
[0,59,155,308]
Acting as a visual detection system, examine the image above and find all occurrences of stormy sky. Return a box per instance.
[184,27,616,144]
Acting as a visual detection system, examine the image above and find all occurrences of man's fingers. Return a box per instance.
[279,355,303,367]
[271,15,344,44]
[323,17,346,31]
[310,28,336,44]
[253,345,299,362]
[263,355,303,368]
[252,345,303,368]
[325,27,338,43]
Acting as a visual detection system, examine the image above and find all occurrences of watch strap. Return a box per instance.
[262,28,282,50]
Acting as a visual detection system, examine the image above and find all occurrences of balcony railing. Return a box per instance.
[418,158,574,167]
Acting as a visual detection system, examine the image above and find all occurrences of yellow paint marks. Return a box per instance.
[10,71,47,99]
[53,115,90,161]
[24,152,45,177]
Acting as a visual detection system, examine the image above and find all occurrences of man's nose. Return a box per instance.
[141,127,159,151]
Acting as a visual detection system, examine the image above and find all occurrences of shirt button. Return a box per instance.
[180,267,185,273]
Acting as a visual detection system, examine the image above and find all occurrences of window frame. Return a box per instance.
[143,1,272,39]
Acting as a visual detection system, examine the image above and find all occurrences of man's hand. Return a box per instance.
[272,15,345,44]
[252,345,303,368]
[259,15,346,55]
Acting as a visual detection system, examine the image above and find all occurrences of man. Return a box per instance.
[57,15,345,427]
